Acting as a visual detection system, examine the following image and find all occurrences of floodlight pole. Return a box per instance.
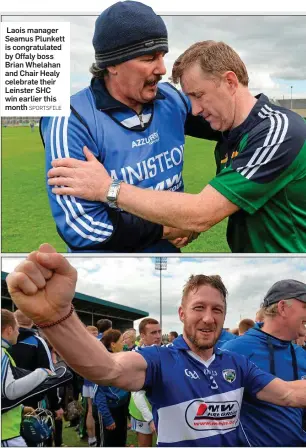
[290,86,293,110]
[155,257,167,331]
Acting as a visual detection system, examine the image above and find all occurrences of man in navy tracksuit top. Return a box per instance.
[41,1,219,253]
[223,279,306,447]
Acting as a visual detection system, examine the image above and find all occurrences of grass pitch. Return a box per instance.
[1,127,229,253]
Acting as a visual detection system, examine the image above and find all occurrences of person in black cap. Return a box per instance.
[223,279,306,446]
[42,1,220,254]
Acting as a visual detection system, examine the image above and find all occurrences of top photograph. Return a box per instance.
[2,1,306,253]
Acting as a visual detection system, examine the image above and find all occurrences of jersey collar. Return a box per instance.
[173,335,223,356]
[225,93,270,145]
[90,77,166,112]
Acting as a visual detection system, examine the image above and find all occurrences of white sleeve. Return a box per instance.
[2,358,49,400]
[132,390,153,422]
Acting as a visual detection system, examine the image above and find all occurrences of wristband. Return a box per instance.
[35,304,74,329]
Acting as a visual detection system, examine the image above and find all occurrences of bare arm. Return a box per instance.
[42,312,147,391]
[117,183,239,232]
[6,244,147,392]
[256,378,306,407]
[48,148,239,233]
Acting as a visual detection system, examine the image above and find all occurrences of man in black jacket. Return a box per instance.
[10,310,64,442]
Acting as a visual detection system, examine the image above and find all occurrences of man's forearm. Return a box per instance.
[117,183,210,232]
[257,378,306,407]
[116,183,237,232]
[43,313,117,383]
[286,380,306,407]
[42,311,146,391]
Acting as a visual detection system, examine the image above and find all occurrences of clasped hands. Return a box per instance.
[47,146,199,248]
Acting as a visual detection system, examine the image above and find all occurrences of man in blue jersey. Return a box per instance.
[222,279,306,446]
[41,1,219,253]
[49,40,306,253]
[7,245,306,447]
[215,327,237,349]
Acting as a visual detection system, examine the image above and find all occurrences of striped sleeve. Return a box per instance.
[41,113,163,252]
[42,113,114,250]
[2,355,48,401]
[210,104,306,213]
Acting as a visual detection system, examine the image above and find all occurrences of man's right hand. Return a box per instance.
[163,226,200,248]
[6,243,77,326]
[106,422,116,430]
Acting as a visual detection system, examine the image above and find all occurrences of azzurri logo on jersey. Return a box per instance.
[132,131,159,148]
[185,399,239,431]
[222,369,236,383]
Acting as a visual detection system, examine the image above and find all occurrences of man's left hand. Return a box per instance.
[48,147,111,202]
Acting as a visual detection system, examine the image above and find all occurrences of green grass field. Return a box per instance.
[2,127,229,253]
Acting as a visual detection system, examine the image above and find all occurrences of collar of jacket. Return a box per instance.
[1,338,11,349]
[223,93,269,146]
[90,77,166,111]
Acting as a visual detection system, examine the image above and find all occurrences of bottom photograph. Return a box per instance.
[1,253,306,448]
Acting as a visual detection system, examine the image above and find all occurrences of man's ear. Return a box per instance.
[107,65,118,76]
[179,306,185,323]
[224,71,239,94]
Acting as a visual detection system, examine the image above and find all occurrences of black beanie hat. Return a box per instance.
[93,1,168,69]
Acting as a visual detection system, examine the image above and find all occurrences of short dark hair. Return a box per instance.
[96,319,112,333]
[238,318,255,334]
[101,329,122,351]
[1,309,17,332]
[169,331,178,338]
[139,318,159,335]
[182,274,227,311]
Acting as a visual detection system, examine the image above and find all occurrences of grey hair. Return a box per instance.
[89,63,109,80]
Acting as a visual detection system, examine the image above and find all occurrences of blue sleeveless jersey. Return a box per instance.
[41,82,190,253]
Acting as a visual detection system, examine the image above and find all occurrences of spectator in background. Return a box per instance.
[123,329,137,351]
[1,309,51,447]
[96,319,112,340]
[238,318,255,336]
[10,310,65,446]
[222,279,306,446]
[94,329,130,447]
[82,326,100,447]
[168,331,178,343]
[130,318,162,447]
[230,328,239,336]
[87,326,99,338]
[215,327,237,349]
